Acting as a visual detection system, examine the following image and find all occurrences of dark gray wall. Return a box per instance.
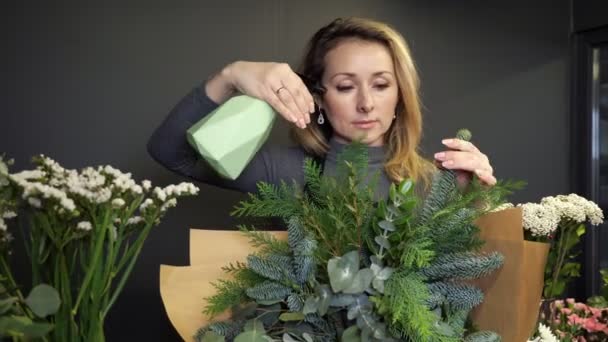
[2,1,570,340]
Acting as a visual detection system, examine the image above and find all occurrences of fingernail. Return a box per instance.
[442,160,453,167]
[442,139,452,145]
[434,152,445,159]
[475,169,484,176]
[310,102,315,113]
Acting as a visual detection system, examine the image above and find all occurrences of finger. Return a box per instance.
[436,151,488,172]
[264,88,301,127]
[273,85,307,128]
[287,73,315,122]
[474,169,497,186]
[442,138,480,153]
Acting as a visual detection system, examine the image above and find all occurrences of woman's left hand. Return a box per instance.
[433,138,496,188]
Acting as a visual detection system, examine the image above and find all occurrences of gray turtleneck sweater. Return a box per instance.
[147,84,404,201]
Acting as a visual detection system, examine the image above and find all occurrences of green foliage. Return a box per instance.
[544,221,585,298]
[238,225,290,256]
[0,282,60,339]
[420,252,504,281]
[381,270,444,341]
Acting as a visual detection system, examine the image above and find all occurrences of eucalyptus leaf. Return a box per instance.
[374,236,390,250]
[330,294,355,307]
[376,267,394,281]
[279,312,305,322]
[243,319,265,334]
[341,325,361,342]
[371,278,384,293]
[377,220,395,232]
[234,331,270,342]
[283,333,298,342]
[386,205,401,218]
[24,284,60,318]
[343,269,374,294]
[316,284,331,316]
[303,297,319,315]
[302,332,313,342]
[398,180,413,195]
[328,251,359,292]
[202,331,226,342]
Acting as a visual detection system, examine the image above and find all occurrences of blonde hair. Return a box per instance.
[290,17,435,187]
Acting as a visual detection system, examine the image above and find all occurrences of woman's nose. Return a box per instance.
[357,89,374,113]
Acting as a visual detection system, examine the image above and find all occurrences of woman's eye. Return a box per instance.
[336,85,354,92]
[375,84,389,90]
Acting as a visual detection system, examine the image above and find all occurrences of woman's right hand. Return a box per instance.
[206,61,315,129]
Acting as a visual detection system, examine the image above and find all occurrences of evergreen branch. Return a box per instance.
[238,225,290,256]
[231,180,302,219]
[399,237,435,269]
[384,271,439,341]
[427,281,484,311]
[420,252,504,281]
[246,280,293,301]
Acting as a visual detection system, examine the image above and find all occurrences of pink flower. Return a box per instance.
[576,336,586,342]
[589,307,603,318]
[567,298,576,305]
[583,317,608,333]
[574,302,588,311]
[568,313,586,326]
[554,319,561,325]
[554,300,565,309]
[561,308,572,315]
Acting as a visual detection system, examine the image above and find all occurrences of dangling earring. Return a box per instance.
[317,108,325,125]
[393,114,397,120]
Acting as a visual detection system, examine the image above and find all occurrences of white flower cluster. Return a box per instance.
[0,218,6,232]
[518,202,561,237]
[527,323,558,342]
[76,221,92,231]
[10,171,76,212]
[541,193,604,226]
[491,193,604,237]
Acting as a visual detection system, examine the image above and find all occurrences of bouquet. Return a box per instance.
[194,130,522,342]
[0,154,199,341]
[495,194,604,299]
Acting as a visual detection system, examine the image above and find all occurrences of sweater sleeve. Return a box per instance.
[146,84,306,194]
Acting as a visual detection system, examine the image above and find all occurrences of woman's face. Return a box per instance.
[320,38,399,147]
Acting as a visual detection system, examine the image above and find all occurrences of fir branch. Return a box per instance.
[247,254,297,284]
[203,279,248,317]
[399,237,435,269]
[384,270,439,341]
[427,281,484,311]
[245,281,293,301]
[231,180,302,219]
[420,252,504,281]
[238,225,290,256]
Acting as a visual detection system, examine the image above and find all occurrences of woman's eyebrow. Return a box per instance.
[329,71,394,80]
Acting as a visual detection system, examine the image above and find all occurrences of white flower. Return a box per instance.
[0,218,7,231]
[153,187,167,202]
[2,211,17,219]
[160,198,177,212]
[527,323,558,342]
[142,180,152,191]
[127,216,144,225]
[28,197,42,208]
[111,198,125,209]
[76,221,92,231]
[139,198,154,211]
[10,170,46,181]
[541,193,604,226]
[518,202,560,237]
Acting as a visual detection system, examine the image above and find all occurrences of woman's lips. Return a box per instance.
[352,120,377,129]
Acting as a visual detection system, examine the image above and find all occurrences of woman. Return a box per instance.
[147,17,496,201]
